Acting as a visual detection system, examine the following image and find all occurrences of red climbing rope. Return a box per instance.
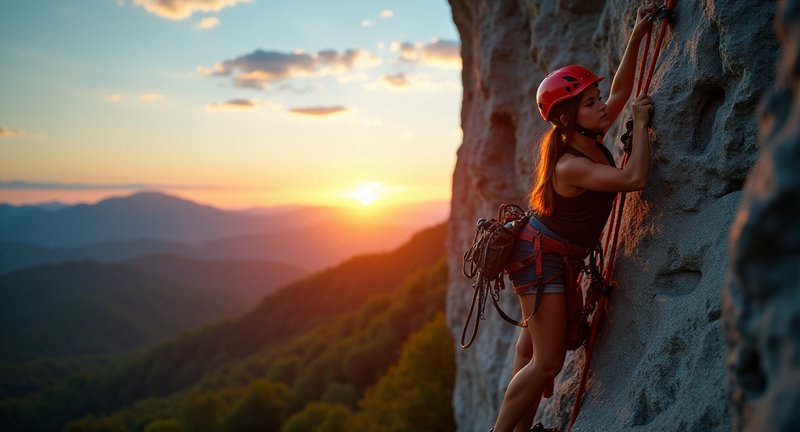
[567,1,677,430]
[635,28,652,97]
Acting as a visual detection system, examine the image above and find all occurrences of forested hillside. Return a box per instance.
[0,256,306,399]
[1,223,454,431]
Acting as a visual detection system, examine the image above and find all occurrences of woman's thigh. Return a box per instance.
[519,292,567,370]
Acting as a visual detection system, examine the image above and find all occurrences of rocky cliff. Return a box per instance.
[445,1,779,431]
[726,1,800,431]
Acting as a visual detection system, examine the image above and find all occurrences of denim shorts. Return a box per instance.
[509,217,573,295]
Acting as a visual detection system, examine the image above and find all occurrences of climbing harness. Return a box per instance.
[461,204,603,350]
[567,1,678,430]
[509,224,600,351]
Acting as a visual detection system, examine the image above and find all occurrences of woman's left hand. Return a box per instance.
[632,3,657,40]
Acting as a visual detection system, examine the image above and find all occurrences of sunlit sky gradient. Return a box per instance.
[0,0,461,210]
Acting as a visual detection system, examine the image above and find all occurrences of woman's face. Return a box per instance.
[574,86,609,131]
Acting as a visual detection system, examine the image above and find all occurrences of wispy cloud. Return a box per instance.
[140,93,165,101]
[195,17,220,30]
[380,73,410,88]
[288,106,349,117]
[397,131,416,140]
[199,48,381,89]
[103,93,122,103]
[0,127,27,138]
[370,73,458,92]
[362,9,392,28]
[206,98,261,111]
[393,39,461,69]
[276,83,325,94]
[0,180,257,191]
[133,0,250,20]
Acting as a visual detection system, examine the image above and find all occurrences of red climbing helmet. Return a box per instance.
[536,65,604,121]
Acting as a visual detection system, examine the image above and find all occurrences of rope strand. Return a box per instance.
[568,1,677,429]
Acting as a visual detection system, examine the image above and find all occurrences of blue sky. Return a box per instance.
[0,0,461,209]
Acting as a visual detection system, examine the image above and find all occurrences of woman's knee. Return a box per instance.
[534,356,566,380]
[515,332,532,360]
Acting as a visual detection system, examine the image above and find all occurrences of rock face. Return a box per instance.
[444,1,778,431]
[725,1,800,431]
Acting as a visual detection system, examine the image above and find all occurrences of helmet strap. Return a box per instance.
[573,123,605,144]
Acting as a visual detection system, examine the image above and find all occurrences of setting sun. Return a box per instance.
[348,181,383,206]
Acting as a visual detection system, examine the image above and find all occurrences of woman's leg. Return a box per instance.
[513,328,532,374]
[512,320,535,432]
[493,293,567,432]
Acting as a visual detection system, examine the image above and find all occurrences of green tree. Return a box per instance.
[355,313,456,432]
[224,380,290,432]
[179,390,225,432]
[143,418,185,432]
[281,402,354,432]
[267,355,302,384]
[64,416,127,432]
[321,382,358,408]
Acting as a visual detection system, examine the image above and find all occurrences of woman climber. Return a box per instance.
[490,4,657,432]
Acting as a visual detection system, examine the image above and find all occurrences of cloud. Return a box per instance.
[381,9,394,18]
[200,48,381,89]
[397,131,415,140]
[103,94,122,102]
[195,17,220,29]
[288,106,349,117]
[276,83,325,94]
[393,39,461,69]
[206,98,261,111]
[133,0,250,20]
[0,127,26,138]
[370,73,459,92]
[0,180,242,190]
[361,20,372,28]
[140,93,165,101]
[380,73,409,88]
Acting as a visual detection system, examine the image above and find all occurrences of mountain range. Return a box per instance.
[0,191,449,273]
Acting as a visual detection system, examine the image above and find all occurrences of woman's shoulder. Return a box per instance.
[555,151,594,178]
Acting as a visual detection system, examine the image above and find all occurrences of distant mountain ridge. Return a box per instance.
[0,191,449,247]
[0,191,449,274]
[0,192,321,247]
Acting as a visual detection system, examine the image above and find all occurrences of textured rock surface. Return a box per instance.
[725,1,800,431]
[444,0,778,431]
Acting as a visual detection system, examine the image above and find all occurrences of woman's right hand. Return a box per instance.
[632,94,653,126]
[632,3,656,40]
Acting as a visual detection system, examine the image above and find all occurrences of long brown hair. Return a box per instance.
[529,95,583,215]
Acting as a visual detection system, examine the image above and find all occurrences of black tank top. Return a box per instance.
[537,144,617,247]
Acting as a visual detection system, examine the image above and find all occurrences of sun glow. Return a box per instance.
[348,181,383,206]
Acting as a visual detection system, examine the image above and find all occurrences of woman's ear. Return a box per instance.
[558,114,568,128]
